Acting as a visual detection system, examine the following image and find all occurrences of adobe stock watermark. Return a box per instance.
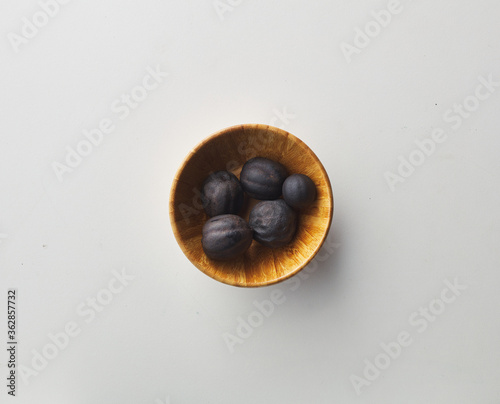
[222,237,340,353]
[384,74,499,191]
[51,64,168,182]
[340,0,404,64]
[222,106,296,172]
[7,0,72,53]
[153,396,170,404]
[213,0,244,21]
[178,106,295,226]
[349,278,467,395]
[19,268,135,385]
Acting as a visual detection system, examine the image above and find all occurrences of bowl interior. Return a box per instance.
[169,124,333,287]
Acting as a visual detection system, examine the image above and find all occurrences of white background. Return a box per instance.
[1,0,500,403]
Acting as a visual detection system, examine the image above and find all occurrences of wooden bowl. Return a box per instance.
[169,124,333,287]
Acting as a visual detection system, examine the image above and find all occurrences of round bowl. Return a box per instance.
[169,124,333,287]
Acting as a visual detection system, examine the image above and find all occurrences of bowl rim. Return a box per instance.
[169,123,334,287]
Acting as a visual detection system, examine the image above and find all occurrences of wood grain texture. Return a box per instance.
[169,124,334,287]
